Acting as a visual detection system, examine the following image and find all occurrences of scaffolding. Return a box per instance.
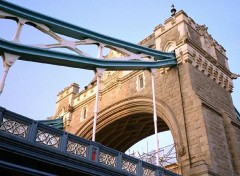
[128,143,181,174]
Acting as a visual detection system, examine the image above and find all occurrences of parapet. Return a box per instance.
[154,10,226,57]
[57,83,80,102]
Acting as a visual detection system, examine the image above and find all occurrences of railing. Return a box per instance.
[0,106,180,176]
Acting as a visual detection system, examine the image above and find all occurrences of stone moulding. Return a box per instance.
[175,42,233,93]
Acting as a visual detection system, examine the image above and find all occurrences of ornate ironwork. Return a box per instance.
[0,117,28,138]
[66,140,87,158]
[122,159,137,175]
[142,167,155,176]
[0,107,180,176]
[36,129,60,148]
[99,151,116,167]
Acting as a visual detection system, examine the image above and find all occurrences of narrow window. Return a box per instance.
[83,107,87,119]
[137,73,145,92]
[139,74,144,89]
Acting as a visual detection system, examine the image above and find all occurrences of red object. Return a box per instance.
[92,151,96,161]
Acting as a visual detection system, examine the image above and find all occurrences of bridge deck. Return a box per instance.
[0,106,179,176]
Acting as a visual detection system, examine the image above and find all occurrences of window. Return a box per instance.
[81,106,87,120]
[83,107,87,119]
[139,74,144,89]
[137,73,145,91]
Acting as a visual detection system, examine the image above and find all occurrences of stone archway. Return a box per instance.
[77,96,185,155]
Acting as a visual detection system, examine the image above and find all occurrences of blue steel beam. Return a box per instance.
[0,1,177,70]
[0,39,176,70]
[0,0,174,60]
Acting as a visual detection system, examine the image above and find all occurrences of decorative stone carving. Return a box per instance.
[176,48,233,93]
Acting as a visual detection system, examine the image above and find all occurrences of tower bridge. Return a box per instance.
[0,1,240,176]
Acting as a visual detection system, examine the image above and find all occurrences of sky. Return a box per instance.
[0,0,239,153]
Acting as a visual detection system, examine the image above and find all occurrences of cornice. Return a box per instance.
[154,21,181,39]
[175,39,233,93]
[186,38,231,76]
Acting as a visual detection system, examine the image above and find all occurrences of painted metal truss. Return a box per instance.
[0,0,176,70]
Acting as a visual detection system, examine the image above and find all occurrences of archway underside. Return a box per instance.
[95,112,169,152]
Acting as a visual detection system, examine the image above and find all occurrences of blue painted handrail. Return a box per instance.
[0,106,180,176]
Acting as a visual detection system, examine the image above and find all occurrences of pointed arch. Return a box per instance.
[163,41,177,52]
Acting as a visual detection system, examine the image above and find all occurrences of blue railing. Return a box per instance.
[0,106,180,176]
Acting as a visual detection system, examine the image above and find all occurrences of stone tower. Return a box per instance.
[53,10,240,176]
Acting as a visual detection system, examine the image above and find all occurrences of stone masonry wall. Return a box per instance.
[56,95,70,115]
[187,63,236,175]
[53,9,240,176]
[177,63,212,175]
[62,68,192,171]
[215,49,227,68]
[203,107,233,175]
[159,26,180,50]
[188,27,202,48]
[65,96,95,134]
[233,125,240,173]
[189,58,235,118]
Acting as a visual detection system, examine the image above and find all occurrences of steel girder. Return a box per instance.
[0,1,177,70]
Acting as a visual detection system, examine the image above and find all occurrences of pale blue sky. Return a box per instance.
[0,0,239,151]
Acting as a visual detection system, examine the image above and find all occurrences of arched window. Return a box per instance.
[163,41,176,52]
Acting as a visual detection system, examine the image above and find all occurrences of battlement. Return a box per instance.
[73,81,97,106]
[154,10,226,57]
[55,77,100,115]
[152,9,233,92]
[57,83,79,102]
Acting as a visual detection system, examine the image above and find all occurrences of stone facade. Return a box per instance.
[52,10,240,176]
